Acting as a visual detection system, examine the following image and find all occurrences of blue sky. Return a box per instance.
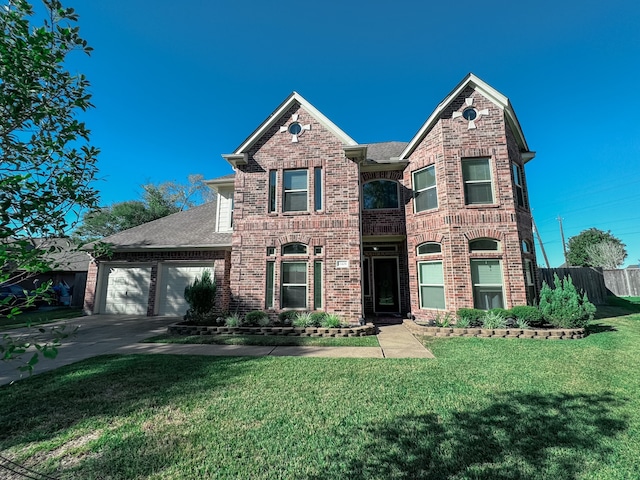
[58,0,639,267]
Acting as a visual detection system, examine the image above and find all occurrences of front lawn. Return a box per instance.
[1,309,639,479]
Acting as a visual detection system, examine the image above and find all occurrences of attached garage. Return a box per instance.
[101,266,152,315]
[157,264,214,316]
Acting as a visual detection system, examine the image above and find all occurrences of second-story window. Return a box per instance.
[512,164,525,208]
[413,166,437,212]
[363,180,399,209]
[283,169,308,212]
[462,158,494,205]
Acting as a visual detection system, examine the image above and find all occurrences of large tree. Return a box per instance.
[1,0,98,369]
[566,228,627,268]
[73,175,213,242]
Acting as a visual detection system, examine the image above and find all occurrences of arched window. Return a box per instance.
[363,180,399,209]
[282,243,307,255]
[417,242,442,255]
[469,238,500,252]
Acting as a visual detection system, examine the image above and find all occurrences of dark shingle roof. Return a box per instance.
[93,201,231,250]
[362,141,409,163]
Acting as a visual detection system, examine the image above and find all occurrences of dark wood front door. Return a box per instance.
[373,258,399,313]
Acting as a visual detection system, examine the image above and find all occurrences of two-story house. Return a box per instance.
[84,73,538,323]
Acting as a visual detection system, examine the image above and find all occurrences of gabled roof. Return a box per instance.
[399,73,534,162]
[223,92,357,167]
[86,202,231,252]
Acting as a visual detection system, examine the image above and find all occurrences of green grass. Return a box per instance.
[0,307,84,329]
[1,308,639,479]
[144,333,380,347]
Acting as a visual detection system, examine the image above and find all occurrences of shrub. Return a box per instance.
[278,310,299,326]
[321,313,343,328]
[509,305,544,327]
[309,311,327,327]
[434,311,454,327]
[244,310,269,327]
[482,310,507,329]
[515,317,530,329]
[457,308,485,327]
[454,316,471,328]
[224,313,241,327]
[489,308,511,319]
[293,312,313,328]
[184,270,216,325]
[539,274,596,328]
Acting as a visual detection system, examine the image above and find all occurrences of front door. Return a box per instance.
[373,258,400,313]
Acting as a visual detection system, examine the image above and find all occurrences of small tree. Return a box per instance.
[566,228,626,267]
[539,274,596,328]
[584,241,627,269]
[183,270,216,324]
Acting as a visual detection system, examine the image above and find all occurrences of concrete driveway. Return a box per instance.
[0,314,179,386]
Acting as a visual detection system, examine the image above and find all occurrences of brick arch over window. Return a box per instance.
[464,229,504,242]
[414,233,446,245]
[361,170,403,182]
[277,234,312,246]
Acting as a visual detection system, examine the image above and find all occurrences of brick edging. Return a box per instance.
[403,320,585,340]
[167,323,377,338]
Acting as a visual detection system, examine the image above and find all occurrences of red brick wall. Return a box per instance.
[83,250,231,316]
[230,104,363,322]
[404,87,537,321]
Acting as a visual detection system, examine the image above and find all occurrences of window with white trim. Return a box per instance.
[471,259,504,309]
[417,242,441,255]
[469,239,500,252]
[413,166,437,212]
[282,243,307,255]
[268,170,277,213]
[266,261,275,308]
[418,261,445,309]
[462,158,494,205]
[363,180,399,209]
[283,170,308,212]
[512,164,525,208]
[281,262,307,308]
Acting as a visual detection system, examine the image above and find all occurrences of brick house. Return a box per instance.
[84,73,538,322]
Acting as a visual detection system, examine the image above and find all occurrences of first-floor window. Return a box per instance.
[314,261,322,309]
[418,261,445,309]
[525,259,536,305]
[266,261,275,308]
[281,262,307,308]
[471,259,504,309]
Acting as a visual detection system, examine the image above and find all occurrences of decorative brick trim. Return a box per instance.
[167,322,376,338]
[403,320,585,340]
[464,229,504,241]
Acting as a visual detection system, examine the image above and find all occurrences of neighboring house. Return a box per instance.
[84,73,538,322]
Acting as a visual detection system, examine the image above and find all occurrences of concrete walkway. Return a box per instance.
[1,315,433,386]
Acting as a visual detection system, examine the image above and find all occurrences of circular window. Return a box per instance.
[462,108,477,121]
[288,122,302,135]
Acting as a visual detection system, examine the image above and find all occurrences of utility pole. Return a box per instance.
[532,216,550,268]
[557,215,568,266]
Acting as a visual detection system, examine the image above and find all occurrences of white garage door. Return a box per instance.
[103,266,151,315]
[158,264,214,316]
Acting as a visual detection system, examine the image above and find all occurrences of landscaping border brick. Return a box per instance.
[403,319,585,340]
[167,322,376,337]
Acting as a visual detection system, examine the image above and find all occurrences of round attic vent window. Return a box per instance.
[288,122,302,135]
[462,107,477,121]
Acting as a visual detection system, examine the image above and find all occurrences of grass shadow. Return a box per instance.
[311,391,627,480]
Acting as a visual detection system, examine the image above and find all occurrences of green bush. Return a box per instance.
[321,313,343,328]
[539,274,596,328]
[278,310,299,326]
[482,310,507,329]
[509,306,544,327]
[293,312,313,328]
[454,316,471,328]
[244,310,269,327]
[184,270,216,324]
[489,308,511,319]
[224,313,241,327]
[309,311,327,327]
[457,308,485,327]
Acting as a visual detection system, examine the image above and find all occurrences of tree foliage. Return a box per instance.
[0,0,97,372]
[566,228,627,267]
[184,270,216,325]
[1,0,99,287]
[539,274,596,328]
[73,175,213,242]
[584,241,627,269]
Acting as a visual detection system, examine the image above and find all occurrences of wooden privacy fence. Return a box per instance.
[603,268,640,297]
[538,267,608,305]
